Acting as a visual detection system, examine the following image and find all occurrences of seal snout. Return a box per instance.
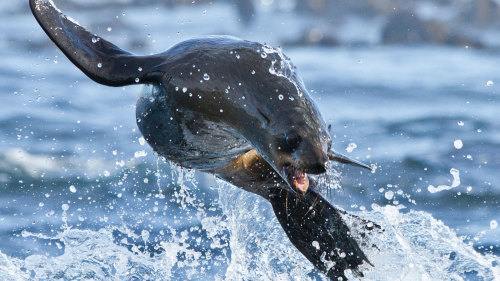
[303,159,328,174]
[296,148,329,175]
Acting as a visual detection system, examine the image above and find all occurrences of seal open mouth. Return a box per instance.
[284,165,309,193]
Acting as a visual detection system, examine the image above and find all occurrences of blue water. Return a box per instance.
[0,1,499,280]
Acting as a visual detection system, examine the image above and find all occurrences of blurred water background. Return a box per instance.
[0,0,499,280]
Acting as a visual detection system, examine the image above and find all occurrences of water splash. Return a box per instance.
[0,168,498,280]
[427,168,461,193]
[262,44,306,99]
[344,205,500,280]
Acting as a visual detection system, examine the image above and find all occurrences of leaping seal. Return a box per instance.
[30,0,373,279]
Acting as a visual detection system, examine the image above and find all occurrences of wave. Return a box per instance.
[0,168,497,281]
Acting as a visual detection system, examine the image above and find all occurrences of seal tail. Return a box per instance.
[30,0,164,86]
[268,186,371,280]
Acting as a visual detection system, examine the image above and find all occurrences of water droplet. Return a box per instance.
[135,78,140,83]
[61,204,69,211]
[236,54,240,59]
[251,70,255,75]
[486,80,494,86]
[92,37,98,43]
[454,139,463,149]
[385,190,394,200]
[278,94,284,100]
[261,52,267,58]
[491,220,498,230]
[103,170,110,177]
[107,27,112,32]
[175,87,179,91]
[312,241,320,250]
[182,87,187,93]
[69,185,77,193]
[97,63,102,68]
[134,150,147,158]
[138,67,143,72]
[203,73,210,80]
[457,121,464,126]
[202,9,207,14]
[139,137,146,146]
[219,109,224,113]
[346,142,357,153]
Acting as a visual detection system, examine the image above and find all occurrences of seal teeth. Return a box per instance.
[284,165,309,193]
[293,170,309,193]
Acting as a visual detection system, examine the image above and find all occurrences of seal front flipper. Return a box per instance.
[30,0,164,86]
[269,186,371,280]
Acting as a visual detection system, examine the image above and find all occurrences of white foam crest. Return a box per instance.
[344,205,500,281]
[0,170,497,280]
[0,148,144,180]
[0,251,27,281]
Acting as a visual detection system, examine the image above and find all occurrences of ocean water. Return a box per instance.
[0,1,499,280]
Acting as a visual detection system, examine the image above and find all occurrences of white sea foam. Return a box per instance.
[0,148,144,180]
[0,169,498,280]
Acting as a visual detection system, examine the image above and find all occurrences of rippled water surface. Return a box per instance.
[0,1,499,280]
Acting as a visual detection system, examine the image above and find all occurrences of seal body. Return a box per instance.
[30,1,373,279]
[135,36,331,178]
[137,82,252,171]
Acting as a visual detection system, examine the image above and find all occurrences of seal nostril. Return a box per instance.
[317,164,326,174]
[305,162,327,174]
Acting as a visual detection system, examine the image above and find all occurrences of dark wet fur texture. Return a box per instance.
[269,186,370,280]
[30,1,372,279]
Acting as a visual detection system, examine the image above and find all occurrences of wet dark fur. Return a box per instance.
[30,0,372,279]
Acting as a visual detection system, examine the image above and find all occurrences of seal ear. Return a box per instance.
[30,0,164,87]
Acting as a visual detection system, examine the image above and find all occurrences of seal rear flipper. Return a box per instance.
[30,0,164,86]
[268,186,370,280]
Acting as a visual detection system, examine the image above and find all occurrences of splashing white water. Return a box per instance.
[0,168,498,280]
[427,168,461,193]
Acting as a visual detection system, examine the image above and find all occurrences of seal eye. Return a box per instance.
[285,133,301,151]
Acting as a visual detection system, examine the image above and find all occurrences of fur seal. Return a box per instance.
[30,0,373,279]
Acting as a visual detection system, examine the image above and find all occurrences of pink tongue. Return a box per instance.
[293,171,309,192]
